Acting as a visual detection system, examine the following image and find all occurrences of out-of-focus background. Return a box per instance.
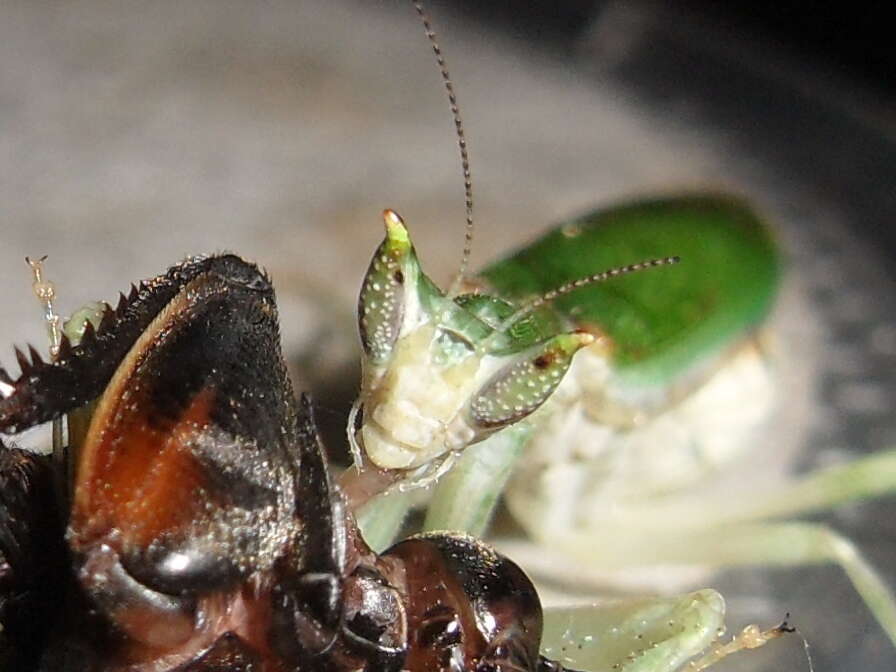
[1,1,894,670]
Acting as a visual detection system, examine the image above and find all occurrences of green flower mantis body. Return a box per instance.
[454,193,779,532]
[338,8,896,657]
[347,194,775,499]
[338,194,812,670]
[346,190,896,663]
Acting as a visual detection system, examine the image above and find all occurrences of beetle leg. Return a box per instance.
[75,542,197,649]
[172,632,262,671]
[273,397,411,671]
[271,395,350,663]
[57,254,313,666]
[0,255,271,434]
[294,394,349,580]
[0,444,65,670]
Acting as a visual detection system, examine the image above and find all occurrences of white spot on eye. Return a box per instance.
[0,380,14,398]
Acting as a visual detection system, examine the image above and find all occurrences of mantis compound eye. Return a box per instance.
[358,210,417,366]
[383,533,544,672]
[467,332,592,431]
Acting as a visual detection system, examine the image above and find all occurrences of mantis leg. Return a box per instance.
[355,424,531,550]
[714,448,896,524]
[579,448,896,530]
[355,488,417,553]
[503,447,896,643]
[423,424,531,535]
[659,522,896,649]
[541,590,723,672]
[542,589,788,672]
[523,520,896,651]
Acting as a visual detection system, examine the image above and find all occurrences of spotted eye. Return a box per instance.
[358,211,415,364]
[469,333,592,429]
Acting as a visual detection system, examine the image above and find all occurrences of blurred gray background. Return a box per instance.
[1,1,894,670]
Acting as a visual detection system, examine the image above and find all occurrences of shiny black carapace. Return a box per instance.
[0,255,577,672]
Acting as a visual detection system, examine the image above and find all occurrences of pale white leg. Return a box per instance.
[541,521,896,649]
[355,488,416,553]
[511,449,896,535]
[628,449,896,529]
[541,590,726,672]
[423,424,530,535]
[542,589,789,672]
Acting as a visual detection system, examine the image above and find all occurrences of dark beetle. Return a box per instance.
[0,255,579,671]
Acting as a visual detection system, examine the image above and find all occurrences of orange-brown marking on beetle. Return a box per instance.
[72,277,217,546]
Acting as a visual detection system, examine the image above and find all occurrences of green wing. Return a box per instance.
[478,194,780,387]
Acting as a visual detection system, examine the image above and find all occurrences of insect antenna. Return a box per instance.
[25,255,62,359]
[412,0,475,297]
[24,255,68,507]
[492,255,680,337]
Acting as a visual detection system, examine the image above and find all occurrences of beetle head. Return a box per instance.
[383,532,546,672]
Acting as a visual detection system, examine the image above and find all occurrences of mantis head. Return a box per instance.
[353,210,592,479]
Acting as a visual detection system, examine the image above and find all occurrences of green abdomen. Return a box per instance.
[479,194,780,387]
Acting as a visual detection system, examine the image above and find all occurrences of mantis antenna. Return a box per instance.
[25,255,67,506]
[491,255,681,339]
[25,256,62,358]
[411,1,683,326]
[412,0,475,297]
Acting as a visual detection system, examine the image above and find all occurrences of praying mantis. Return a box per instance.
[336,1,896,668]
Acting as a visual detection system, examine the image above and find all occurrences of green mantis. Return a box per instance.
[337,1,896,668]
[340,197,802,671]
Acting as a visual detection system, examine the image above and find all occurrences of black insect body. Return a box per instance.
[0,255,577,671]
